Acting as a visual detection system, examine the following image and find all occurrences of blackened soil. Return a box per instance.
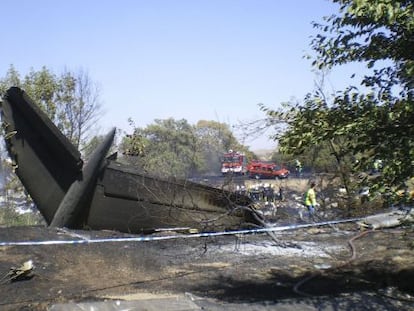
[0,224,413,310]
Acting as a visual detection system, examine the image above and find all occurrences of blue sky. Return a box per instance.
[1,0,357,150]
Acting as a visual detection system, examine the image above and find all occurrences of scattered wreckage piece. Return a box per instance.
[357,208,414,229]
[0,260,34,284]
[1,87,260,233]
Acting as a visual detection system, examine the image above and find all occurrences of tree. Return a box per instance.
[120,118,254,178]
[56,69,102,150]
[120,118,201,179]
[0,65,21,94]
[0,66,103,220]
[264,0,414,204]
[0,65,102,151]
[23,66,58,120]
[195,120,252,174]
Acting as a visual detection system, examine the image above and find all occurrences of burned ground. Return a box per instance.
[1,177,414,310]
[1,223,413,310]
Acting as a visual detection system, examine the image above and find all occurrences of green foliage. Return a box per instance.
[311,0,414,197]
[0,206,44,227]
[0,65,102,150]
[81,133,118,158]
[0,65,21,94]
[195,120,252,174]
[0,172,45,227]
[120,119,252,178]
[0,65,103,224]
[23,67,58,120]
[271,143,338,173]
[264,0,414,206]
[120,118,200,178]
[120,119,147,158]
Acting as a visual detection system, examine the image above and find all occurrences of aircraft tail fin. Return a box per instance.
[1,87,83,223]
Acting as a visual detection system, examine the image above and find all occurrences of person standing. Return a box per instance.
[295,159,302,177]
[304,182,317,217]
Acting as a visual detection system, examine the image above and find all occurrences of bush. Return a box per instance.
[0,205,45,227]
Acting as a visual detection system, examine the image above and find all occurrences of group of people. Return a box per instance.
[235,183,284,203]
[235,180,319,219]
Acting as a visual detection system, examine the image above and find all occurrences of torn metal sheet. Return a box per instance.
[357,208,414,229]
[1,87,260,233]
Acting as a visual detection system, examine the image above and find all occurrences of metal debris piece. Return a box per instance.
[0,260,35,284]
[314,263,332,270]
[1,87,260,234]
[358,208,414,229]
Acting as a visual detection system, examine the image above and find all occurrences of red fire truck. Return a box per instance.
[221,150,248,175]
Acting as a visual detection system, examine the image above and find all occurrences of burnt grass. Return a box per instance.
[1,224,414,310]
[0,177,414,310]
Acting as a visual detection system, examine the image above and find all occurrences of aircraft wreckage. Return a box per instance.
[1,87,261,233]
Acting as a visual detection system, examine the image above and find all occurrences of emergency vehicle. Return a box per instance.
[221,150,248,175]
[247,160,290,179]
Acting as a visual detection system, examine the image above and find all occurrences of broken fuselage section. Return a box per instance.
[1,87,259,233]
